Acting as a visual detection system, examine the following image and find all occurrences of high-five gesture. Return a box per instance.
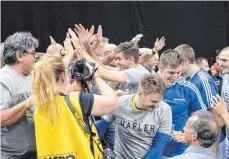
[154,37,166,52]
[75,24,94,45]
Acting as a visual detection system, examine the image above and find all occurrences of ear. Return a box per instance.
[192,132,197,140]
[184,58,189,64]
[60,73,67,84]
[137,89,143,96]
[16,50,23,62]
[129,56,135,63]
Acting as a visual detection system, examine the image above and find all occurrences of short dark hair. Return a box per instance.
[196,57,208,67]
[159,49,184,69]
[115,41,139,64]
[192,111,219,148]
[175,44,195,64]
[3,31,39,65]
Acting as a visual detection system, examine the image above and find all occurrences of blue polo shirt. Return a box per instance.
[163,78,207,157]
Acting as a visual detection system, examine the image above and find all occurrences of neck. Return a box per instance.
[142,63,151,71]
[57,83,67,95]
[189,140,200,147]
[129,63,137,69]
[11,64,28,76]
[187,64,200,78]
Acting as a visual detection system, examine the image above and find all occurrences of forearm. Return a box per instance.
[96,117,110,140]
[144,132,170,159]
[222,113,229,129]
[99,65,125,83]
[101,52,116,65]
[139,53,154,64]
[83,42,100,63]
[94,77,117,97]
[1,100,29,127]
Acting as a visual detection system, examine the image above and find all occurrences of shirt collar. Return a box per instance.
[184,146,212,155]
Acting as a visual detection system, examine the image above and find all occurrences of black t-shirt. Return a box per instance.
[79,92,94,116]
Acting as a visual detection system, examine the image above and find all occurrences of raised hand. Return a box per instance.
[64,32,74,57]
[97,25,103,43]
[68,28,80,49]
[49,36,59,56]
[154,37,166,52]
[74,24,94,45]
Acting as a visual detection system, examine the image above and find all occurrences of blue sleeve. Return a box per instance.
[144,132,170,159]
[96,117,110,140]
[195,73,218,109]
[185,82,208,112]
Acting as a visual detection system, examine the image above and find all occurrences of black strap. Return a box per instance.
[64,95,76,115]
[64,95,95,157]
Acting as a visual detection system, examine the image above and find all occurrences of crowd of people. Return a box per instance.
[0,23,229,159]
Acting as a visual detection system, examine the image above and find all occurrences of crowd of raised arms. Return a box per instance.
[0,23,229,159]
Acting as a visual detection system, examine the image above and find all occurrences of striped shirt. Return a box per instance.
[189,70,218,109]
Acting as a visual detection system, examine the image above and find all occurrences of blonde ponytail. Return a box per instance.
[32,56,65,125]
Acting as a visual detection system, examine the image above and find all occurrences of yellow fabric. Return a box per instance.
[131,95,145,112]
[34,92,103,159]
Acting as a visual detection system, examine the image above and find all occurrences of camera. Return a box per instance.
[68,58,96,81]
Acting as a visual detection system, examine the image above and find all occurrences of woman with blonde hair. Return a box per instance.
[31,56,119,159]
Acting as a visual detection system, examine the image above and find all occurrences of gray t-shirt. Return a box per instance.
[0,65,36,158]
[121,64,150,94]
[103,94,172,159]
[222,74,229,158]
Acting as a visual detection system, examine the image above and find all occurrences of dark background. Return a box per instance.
[1,1,229,64]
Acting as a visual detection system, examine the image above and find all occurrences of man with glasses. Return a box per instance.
[0,31,39,158]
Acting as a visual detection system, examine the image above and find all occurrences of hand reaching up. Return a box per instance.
[154,37,166,52]
[74,23,94,45]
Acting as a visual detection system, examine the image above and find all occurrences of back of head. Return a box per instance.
[175,44,195,64]
[116,41,139,63]
[191,111,219,148]
[32,56,65,124]
[221,46,229,52]
[46,43,64,55]
[159,49,184,69]
[3,31,39,65]
[139,48,152,56]
[196,57,208,68]
[104,44,117,53]
[139,74,165,95]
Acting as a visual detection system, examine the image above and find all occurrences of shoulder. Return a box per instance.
[177,78,199,90]
[119,94,134,104]
[159,101,171,112]
[197,70,215,83]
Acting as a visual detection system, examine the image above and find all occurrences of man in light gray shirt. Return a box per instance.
[170,111,219,159]
[218,46,229,158]
[0,32,39,158]
[96,74,172,159]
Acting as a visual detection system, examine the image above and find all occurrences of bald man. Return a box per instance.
[46,43,64,55]
[139,48,159,74]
